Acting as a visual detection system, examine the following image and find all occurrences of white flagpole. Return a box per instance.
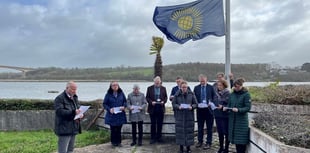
[225,0,231,88]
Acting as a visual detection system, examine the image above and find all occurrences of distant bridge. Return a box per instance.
[0,65,35,78]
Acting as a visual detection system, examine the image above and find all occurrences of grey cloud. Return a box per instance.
[0,0,309,69]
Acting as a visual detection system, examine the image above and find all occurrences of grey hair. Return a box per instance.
[133,84,140,89]
[153,76,161,82]
[198,74,207,79]
[66,81,76,88]
[216,72,225,77]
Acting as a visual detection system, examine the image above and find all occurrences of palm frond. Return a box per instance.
[149,36,164,55]
[149,51,158,55]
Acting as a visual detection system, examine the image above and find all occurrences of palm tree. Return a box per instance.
[149,36,164,79]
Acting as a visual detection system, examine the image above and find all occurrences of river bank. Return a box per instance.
[0,79,148,82]
[1,81,310,101]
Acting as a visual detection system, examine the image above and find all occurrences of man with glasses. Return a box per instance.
[146,76,168,144]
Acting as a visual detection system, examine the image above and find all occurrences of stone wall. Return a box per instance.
[247,104,310,153]
[0,110,98,131]
[248,126,310,153]
[251,103,310,115]
[0,110,54,131]
[96,112,202,138]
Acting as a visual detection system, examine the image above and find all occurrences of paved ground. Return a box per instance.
[74,133,236,153]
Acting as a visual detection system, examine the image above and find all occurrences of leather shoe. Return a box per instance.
[130,142,136,146]
[195,142,202,148]
[138,142,142,146]
[157,139,164,143]
[150,139,156,144]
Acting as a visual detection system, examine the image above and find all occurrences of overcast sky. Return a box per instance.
[0,0,309,70]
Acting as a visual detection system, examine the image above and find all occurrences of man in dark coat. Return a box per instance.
[172,81,197,153]
[54,81,82,153]
[194,74,216,150]
[146,76,167,144]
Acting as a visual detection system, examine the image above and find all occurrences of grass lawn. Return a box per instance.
[0,129,109,153]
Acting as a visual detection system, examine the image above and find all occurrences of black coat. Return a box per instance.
[172,90,197,146]
[54,91,81,136]
[214,88,230,118]
[146,85,168,114]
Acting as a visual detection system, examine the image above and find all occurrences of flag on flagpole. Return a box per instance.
[153,0,225,44]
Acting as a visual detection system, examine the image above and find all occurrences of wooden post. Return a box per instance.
[85,109,105,130]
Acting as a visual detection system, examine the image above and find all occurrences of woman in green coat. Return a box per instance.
[224,78,251,153]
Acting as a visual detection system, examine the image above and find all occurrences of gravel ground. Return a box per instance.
[73,133,236,153]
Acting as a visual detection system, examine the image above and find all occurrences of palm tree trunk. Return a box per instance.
[154,53,163,79]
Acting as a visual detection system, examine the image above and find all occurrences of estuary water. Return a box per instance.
[0,81,309,101]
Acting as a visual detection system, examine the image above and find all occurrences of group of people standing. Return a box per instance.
[54,73,251,153]
[171,73,251,153]
[103,76,168,147]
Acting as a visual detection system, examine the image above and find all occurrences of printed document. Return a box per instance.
[113,107,122,114]
[131,105,141,114]
[74,105,90,120]
[180,104,191,109]
[198,103,208,108]
[209,102,217,110]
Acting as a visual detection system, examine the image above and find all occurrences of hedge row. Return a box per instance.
[249,84,310,105]
[0,99,102,110]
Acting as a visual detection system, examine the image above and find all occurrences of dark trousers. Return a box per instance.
[149,112,164,140]
[236,144,247,153]
[215,117,229,151]
[131,121,143,143]
[110,125,122,145]
[197,108,214,144]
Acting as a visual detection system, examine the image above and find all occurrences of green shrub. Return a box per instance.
[0,99,102,110]
[249,84,310,105]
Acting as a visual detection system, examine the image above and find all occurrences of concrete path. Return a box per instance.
[74,134,236,153]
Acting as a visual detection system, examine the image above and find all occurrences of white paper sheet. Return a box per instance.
[74,105,90,120]
[131,105,141,114]
[198,103,208,108]
[224,107,233,110]
[209,102,217,110]
[180,104,191,109]
[113,107,122,114]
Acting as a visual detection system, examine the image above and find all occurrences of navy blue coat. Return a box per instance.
[103,90,127,126]
[193,84,215,104]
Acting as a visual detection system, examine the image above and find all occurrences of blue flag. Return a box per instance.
[153,0,225,44]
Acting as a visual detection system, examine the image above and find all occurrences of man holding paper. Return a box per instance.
[54,81,83,153]
[193,74,215,150]
[146,76,167,144]
[172,81,197,153]
[127,84,147,146]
